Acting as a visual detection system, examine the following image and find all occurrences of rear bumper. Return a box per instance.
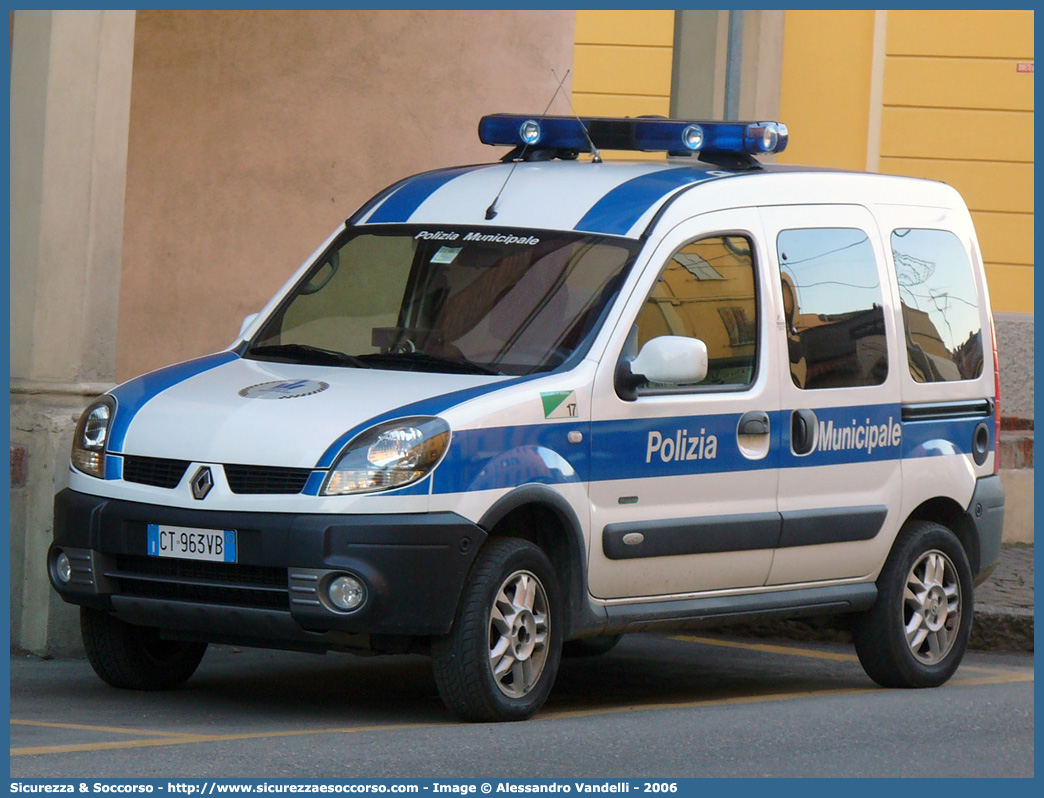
[968,475,1005,586]
[49,488,486,645]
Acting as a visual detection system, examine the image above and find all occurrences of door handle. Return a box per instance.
[738,410,770,435]
[791,409,818,455]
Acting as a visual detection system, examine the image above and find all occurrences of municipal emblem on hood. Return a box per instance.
[238,379,329,399]
[190,466,214,500]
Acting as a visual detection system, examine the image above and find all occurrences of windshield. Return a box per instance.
[247,226,639,375]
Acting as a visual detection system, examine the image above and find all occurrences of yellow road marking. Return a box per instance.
[10,721,452,757]
[12,736,214,756]
[946,673,1035,687]
[669,634,1026,675]
[11,719,195,738]
[11,671,1032,757]
[544,671,1033,721]
[670,634,858,662]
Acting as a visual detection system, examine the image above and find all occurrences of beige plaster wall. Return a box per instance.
[117,10,576,380]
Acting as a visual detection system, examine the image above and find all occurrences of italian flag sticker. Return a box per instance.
[541,390,578,420]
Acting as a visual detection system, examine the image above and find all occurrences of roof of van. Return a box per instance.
[352,159,963,240]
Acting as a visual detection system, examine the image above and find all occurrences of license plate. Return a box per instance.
[147,524,237,563]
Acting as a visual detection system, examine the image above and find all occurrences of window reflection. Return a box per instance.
[777,228,888,389]
[890,229,983,382]
[636,235,757,388]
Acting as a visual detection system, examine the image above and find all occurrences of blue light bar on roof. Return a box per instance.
[478,114,789,156]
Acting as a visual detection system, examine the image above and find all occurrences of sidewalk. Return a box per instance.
[970,543,1034,652]
[713,544,1035,652]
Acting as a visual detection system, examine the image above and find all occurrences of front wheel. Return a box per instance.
[432,538,563,722]
[81,607,207,690]
[853,521,973,688]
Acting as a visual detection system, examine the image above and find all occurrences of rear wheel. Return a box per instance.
[81,607,207,690]
[432,538,563,722]
[854,521,973,688]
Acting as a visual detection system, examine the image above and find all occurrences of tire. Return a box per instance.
[432,538,563,722]
[853,521,973,688]
[80,607,207,691]
[562,634,622,658]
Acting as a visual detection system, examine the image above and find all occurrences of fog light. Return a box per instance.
[55,552,72,584]
[328,575,366,611]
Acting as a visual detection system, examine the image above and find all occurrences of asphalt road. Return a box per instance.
[10,633,1034,778]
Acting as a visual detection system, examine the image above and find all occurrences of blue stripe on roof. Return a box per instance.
[365,165,487,224]
[108,352,239,453]
[574,166,724,236]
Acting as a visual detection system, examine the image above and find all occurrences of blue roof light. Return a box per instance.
[478,115,789,157]
[519,119,542,145]
[480,115,590,152]
[682,124,704,151]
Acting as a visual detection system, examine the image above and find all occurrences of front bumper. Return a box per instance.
[50,488,486,647]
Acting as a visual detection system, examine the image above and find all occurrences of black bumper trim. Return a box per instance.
[51,488,486,638]
[604,583,878,634]
[967,475,1005,583]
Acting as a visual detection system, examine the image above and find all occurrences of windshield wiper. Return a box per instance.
[357,352,503,376]
[247,343,371,369]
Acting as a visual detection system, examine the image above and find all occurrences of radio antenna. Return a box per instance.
[485,68,571,220]
[552,67,602,164]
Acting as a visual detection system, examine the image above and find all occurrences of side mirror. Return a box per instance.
[238,313,259,338]
[615,335,708,401]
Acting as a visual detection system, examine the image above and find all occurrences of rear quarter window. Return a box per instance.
[889,229,983,382]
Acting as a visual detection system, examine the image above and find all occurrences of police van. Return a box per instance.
[50,115,1005,722]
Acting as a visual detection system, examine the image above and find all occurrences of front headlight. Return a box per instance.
[321,416,451,496]
[71,396,116,478]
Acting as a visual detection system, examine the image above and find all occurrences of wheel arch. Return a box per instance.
[903,497,980,576]
[477,485,603,639]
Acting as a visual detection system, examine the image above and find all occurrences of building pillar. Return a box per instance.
[670,10,784,124]
[10,9,135,654]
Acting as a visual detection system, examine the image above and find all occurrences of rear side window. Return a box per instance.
[890,229,984,382]
[634,234,758,389]
[777,228,888,390]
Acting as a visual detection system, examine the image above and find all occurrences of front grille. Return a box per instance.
[123,456,190,489]
[108,555,289,610]
[224,464,312,495]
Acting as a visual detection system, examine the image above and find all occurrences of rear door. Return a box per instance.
[759,205,904,586]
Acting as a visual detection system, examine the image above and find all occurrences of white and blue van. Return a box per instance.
[50,116,1005,721]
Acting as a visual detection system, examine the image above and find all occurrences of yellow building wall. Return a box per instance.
[573,10,1033,313]
[878,10,1034,314]
[777,10,1034,314]
[777,11,877,172]
[778,9,1033,314]
[572,10,674,159]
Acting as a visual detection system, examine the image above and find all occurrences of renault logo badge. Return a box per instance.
[190,466,214,500]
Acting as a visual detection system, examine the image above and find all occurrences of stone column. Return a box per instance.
[10,9,136,655]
